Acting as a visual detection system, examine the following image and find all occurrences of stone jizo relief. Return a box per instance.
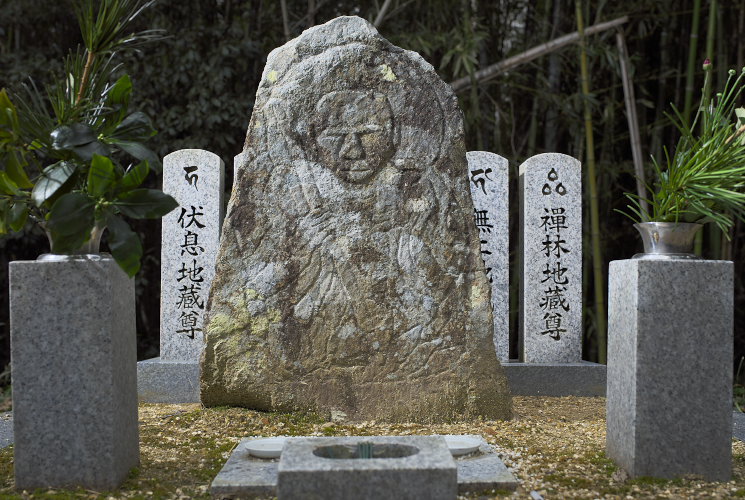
[200,16,511,422]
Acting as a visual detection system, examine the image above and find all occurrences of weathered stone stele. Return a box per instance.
[200,16,511,422]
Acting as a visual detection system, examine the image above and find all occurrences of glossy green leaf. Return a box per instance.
[50,123,96,149]
[121,161,149,190]
[0,198,8,235]
[113,111,156,141]
[46,192,95,252]
[87,154,116,197]
[114,188,177,219]
[106,213,142,277]
[71,140,110,162]
[5,151,33,188]
[32,161,76,207]
[112,140,161,173]
[9,200,28,231]
[51,123,109,161]
[0,89,19,131]
[108,74,132,106]
[47,192,95,235]
[0,170,20,195]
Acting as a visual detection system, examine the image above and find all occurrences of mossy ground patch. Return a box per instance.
[0,397,743,498]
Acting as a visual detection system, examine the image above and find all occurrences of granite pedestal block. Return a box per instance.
[137,358,200,403]
[606,258,733,481]
[10,257,139,490]
[277,436,457,500]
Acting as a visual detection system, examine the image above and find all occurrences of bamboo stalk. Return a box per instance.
[374,0,394,28]
[616,30,649,219]
[308,0,315,27]
[705,0,720,259]
[739,5,745,68]
[545,0,562,152]
[683,0,702,125]
[650,19,671,161]
[450,15,628,92]
[280,0,291,41]
[576,0,606,364]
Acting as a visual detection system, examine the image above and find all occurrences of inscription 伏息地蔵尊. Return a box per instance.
[175,164,206,339]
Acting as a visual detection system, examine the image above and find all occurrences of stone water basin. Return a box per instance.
[210,434,518,498]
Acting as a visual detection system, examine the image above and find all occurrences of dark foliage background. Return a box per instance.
[1,0,744,385]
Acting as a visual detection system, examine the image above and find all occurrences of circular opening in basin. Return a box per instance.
[313,443,420,459]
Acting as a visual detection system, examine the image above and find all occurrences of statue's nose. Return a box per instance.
[339,133,365,160]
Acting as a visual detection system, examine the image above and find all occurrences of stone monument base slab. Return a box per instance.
[503,361,606,396]
[137,357,200,403]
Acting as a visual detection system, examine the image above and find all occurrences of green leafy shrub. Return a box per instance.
[0,0,177,277]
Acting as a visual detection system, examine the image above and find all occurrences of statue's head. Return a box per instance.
[311,90,395,183]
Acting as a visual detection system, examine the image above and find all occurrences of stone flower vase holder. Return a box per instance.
[10,251,139,490]
[605,227,733,480]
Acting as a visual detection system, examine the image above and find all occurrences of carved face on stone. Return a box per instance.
[313,90,395,183]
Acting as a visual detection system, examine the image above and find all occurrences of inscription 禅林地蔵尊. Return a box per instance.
[538,168,571,340]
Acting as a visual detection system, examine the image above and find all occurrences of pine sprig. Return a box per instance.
[622,65,745,234]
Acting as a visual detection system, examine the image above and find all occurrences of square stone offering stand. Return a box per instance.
[606,258,733,481]
[211,435,518,499]
[10,256,139,490]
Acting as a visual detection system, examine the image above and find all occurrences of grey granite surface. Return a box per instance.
[0,412,12,449]
[278,436,456,500]
[211,434,518,498]
[733,412,745,442]
[160,149,224,362]
[606,258,733,481]
[10,257,139,490]
[519,153,582,363]
[137,358,200,403]
[503,361,606,396]
[467,151,510,362]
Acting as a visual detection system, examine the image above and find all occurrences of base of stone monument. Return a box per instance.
[211,435,518,498]
[137,357,200,403]
[606,258,733,481]
[502,361,606,396]
[10,257,139,490]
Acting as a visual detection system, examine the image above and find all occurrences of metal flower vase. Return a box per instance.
[632,221,703,259]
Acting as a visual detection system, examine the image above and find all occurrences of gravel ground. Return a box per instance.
[0,396,744,499]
